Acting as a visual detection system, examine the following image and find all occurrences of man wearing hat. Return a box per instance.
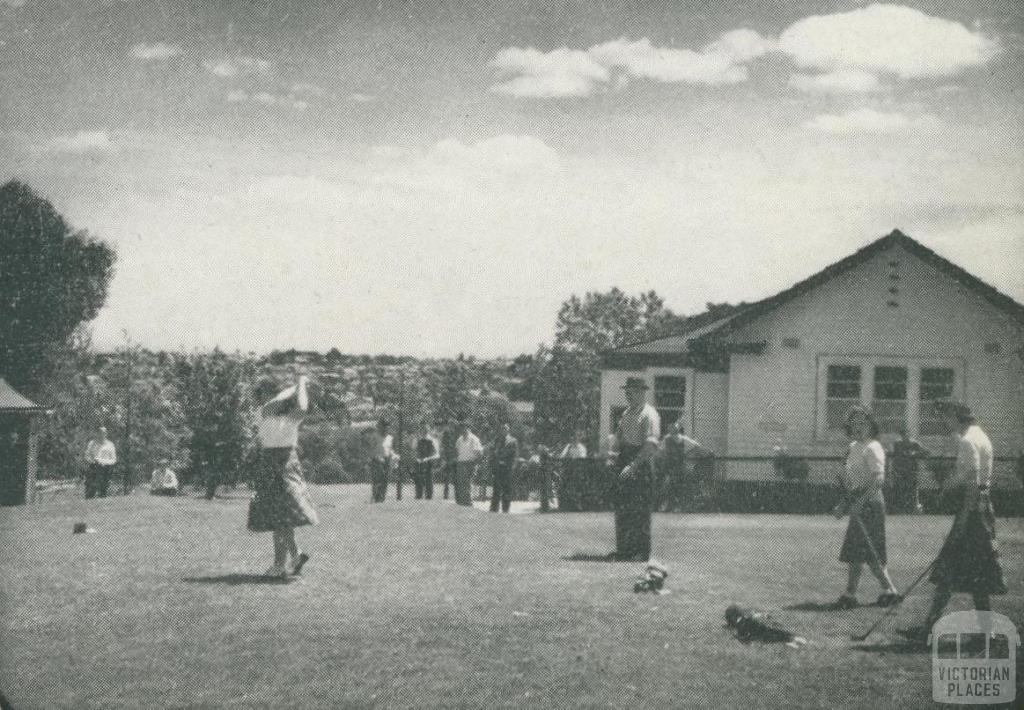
[610,377,661,561]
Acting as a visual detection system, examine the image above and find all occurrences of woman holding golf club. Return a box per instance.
[833,406,900,609]
[248,375,318,579]
[909,401,1007,636]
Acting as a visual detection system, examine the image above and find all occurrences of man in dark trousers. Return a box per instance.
[490,422,518,513]
[440,420,457,500]
[610,378,661,561]
[414,423,439,500]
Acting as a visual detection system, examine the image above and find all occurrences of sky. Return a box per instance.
[1,0,1022,357]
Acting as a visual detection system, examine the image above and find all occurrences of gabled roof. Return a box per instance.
[0,378,47,413]
[602,229,1024,370]
[695,230,1024,342]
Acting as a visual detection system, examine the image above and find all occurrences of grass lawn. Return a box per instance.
[1,485,1021,709]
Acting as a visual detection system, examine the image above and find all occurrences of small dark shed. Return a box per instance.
[0,378,48,506]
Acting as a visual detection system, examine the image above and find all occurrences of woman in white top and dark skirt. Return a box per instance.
[909,401,1007,637]
[248,375,318,579]
[834,406,900,609]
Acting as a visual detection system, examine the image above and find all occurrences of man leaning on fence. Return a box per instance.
[610,378,660,561]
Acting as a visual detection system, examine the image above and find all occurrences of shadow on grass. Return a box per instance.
[784,601,845,612]
[182,574,294,586]
[563,551,618,563]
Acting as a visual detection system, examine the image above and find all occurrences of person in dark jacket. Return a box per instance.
[414,424,439,500]
[490,423,518,513]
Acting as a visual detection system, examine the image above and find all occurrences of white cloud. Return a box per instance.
[227,90,308,111]
[789,69,885,94]
[491,47,609,98]
[204,56,272,79]
[426,135,560,175]
[491,30,773,98]
[45,130,115,154]
[801,108,938,134]
[130,42,183,61]
[778,3,998,78]
[349,93,376,103]
[291,82,326,96]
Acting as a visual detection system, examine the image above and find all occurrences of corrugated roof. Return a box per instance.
[0,378,47,412]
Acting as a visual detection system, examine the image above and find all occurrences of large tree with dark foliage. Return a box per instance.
[0,180,115,397]
[533,289,688,448]
[173,351,254,499]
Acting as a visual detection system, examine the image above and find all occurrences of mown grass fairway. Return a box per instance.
[1,486,1021,709]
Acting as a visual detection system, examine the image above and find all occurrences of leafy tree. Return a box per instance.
[0,180,115,398]
[533,289,687,448]
[173,351,254,499]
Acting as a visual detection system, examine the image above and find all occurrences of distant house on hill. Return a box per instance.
[599,230,1024,489]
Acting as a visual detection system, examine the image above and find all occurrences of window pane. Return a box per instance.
[873,366,907,434]
[959,633,986,659]
[919,368,956,436]
[654,377,686,408]
[826,365,861,430]
[989,634,1009,660]
[937,634,958,659]
[656,408,682,435]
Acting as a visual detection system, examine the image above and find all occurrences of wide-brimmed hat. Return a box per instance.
[622,377,649,391]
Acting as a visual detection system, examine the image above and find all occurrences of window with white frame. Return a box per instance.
[817,357,962,440]
[653,375,686,435]
[918,367,956,436]
[872,366,908,435]
[825,364,861,432]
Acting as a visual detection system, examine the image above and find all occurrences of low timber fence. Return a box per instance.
[508,454,1024,517]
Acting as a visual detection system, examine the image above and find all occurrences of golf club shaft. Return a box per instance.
[854,556,939,640]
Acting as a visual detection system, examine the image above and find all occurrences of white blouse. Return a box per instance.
[843,440,886,490]
[952,425,994,489]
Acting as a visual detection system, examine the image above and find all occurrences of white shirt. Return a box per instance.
[456,432,483,462]
[258,416,301,449]
[369,432,394,461]
[560,442,588,459]
[952,425,994,489]
[87,439,117,466]
[843,440,885,490]
[151,467,178,490]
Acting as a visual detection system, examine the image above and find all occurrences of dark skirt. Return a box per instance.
[930,492,1007,595]
[247,448,318,532]
[839,493,887,565]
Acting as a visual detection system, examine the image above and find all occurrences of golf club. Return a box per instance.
[851,555,940,642]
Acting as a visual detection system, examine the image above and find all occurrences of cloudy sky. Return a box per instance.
[1,1,1022,356]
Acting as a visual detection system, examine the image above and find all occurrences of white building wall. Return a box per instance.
[724,242,1024,487]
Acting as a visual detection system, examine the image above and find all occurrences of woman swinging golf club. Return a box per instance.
[833,406,900,609]
[900,401,1007,643]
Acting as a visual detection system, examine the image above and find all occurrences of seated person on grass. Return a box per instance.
[150,459,179,496]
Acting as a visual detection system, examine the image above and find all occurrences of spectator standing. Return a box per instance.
[414,424,439,500]
[84,426,117,499]
[454,420,483,506]
[558,430,589,511]
[490,423,518,513]
[150,458,179,496]
[440,422,458,500]
[659,422,710,512]
[367,419,393,503]
[888,427,929,513]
